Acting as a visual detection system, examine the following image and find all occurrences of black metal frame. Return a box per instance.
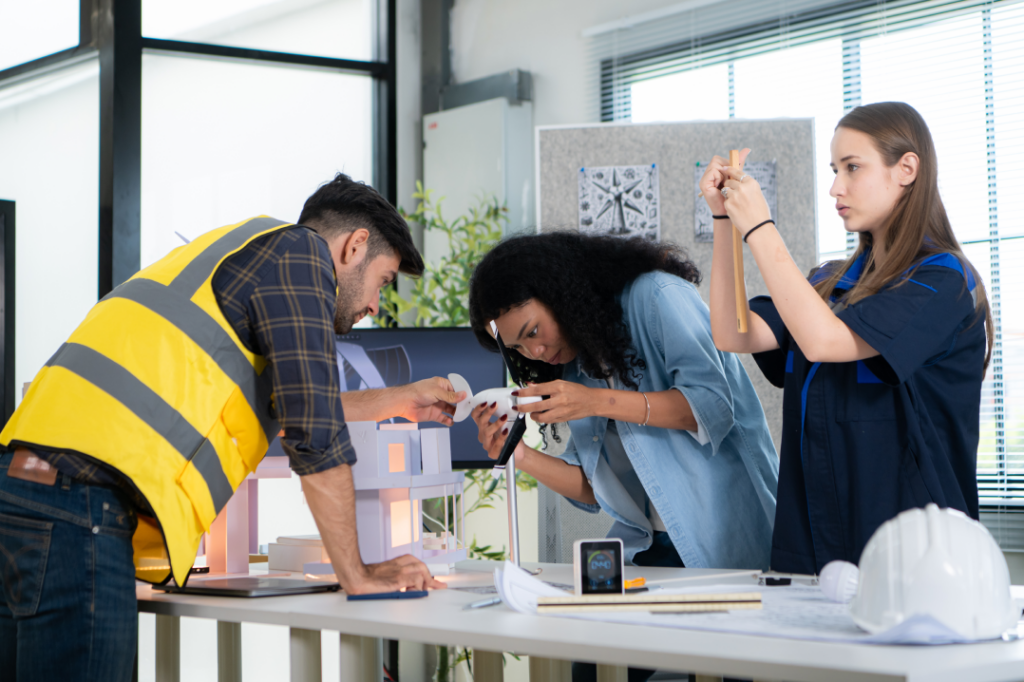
[0,201,15,427]
[0,0,396,296]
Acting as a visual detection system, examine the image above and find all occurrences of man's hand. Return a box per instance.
[341,377,466,424]
[395,377,466,426]
[301,463,446,595]
[346,555,446,595]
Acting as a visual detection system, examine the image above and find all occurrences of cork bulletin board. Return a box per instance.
[535,119,819,453]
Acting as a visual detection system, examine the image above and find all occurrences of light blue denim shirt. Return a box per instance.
[557,271,779,570]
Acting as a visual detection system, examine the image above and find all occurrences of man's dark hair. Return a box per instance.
[298,173,424,276]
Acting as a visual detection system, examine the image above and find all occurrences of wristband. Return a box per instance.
[712,214,729,220]
[743,219,775,243]
[640,392,651,426]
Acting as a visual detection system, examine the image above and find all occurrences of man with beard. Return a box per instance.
[0,173,459,681]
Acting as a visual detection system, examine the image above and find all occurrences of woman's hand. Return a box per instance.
[513,381,599,424]
[472,402,528,461]
[473,400,598,506]
[722,166,772,237]
[699,148,750,215]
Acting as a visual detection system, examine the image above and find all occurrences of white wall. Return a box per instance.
[448,0,683,127]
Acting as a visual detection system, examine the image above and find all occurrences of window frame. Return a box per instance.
[0,0,396,297]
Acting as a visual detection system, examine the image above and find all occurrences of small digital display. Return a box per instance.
[579,540,623,594]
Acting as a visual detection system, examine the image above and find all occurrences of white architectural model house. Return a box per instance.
[347,421,466,573]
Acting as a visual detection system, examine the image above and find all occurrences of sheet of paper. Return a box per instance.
[495,562,569,614]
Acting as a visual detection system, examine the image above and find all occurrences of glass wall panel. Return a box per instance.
[0,61,100,405]
[140,53,373,267]
[0,1,79,71]
[143,0,374,62]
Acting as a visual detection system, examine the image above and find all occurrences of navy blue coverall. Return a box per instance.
[749,251,985,574]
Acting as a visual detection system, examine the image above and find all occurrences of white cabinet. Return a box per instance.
[422,97,534,262]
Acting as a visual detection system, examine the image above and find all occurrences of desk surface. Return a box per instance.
[137,561,1024,682]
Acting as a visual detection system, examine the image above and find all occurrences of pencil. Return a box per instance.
[730,150,749,334]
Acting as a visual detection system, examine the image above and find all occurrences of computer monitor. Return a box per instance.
[264,327,507,469]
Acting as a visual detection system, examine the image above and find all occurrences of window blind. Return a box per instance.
[585,0,1024,548]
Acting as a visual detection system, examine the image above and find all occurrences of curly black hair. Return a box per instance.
[468,232,701,391]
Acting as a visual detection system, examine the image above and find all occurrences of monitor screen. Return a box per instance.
[265,327,507,469]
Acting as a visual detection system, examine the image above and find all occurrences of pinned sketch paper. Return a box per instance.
[694,160,778,243]
[578,164,660,240]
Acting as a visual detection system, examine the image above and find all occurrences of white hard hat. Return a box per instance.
[850,503,1017,640]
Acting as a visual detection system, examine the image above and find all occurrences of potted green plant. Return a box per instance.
[376,184,537,681]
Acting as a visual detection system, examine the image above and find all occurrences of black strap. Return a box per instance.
[743,219,775,243]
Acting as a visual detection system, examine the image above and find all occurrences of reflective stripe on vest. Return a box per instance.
[45,342,235,512]
[103,216,283,447]
[1,216,291,586]
[171,217,287,296]
[101,276,277,444]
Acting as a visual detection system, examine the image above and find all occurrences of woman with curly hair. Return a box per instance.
[468,232,779,577]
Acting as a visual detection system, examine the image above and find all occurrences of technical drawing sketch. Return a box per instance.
[578,164,660,240]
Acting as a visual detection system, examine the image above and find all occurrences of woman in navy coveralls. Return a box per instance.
[700,102,993,575]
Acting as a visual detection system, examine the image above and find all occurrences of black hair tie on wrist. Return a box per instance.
[712,214,729,220]
[743,219,775,243]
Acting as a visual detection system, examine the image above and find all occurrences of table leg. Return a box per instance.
[338,633,382,682]
[472,649,503,682]
[218,621,242,682]
[398,641,434,682]
[155,614,180,682]
[290,627,322,682]
[528,655,571,681]
[595,664,627,682]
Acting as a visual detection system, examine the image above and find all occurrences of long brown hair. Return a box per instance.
[813,102,993,370]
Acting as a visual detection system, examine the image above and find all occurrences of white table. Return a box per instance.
[137,561,1024,682]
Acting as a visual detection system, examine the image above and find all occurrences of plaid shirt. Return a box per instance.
[36,225,355,504]
[213,226,355,475]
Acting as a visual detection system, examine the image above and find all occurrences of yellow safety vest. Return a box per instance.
[0,216,293,586]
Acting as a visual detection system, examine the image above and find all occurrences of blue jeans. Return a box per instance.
[0,451,139,682]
